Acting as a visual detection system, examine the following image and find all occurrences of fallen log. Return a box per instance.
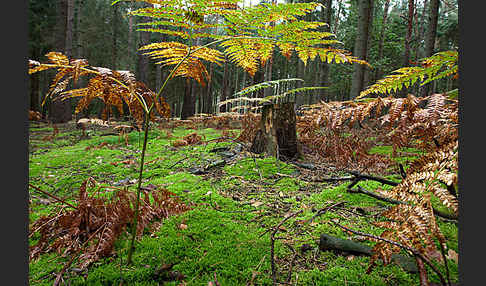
[318,233,418,273]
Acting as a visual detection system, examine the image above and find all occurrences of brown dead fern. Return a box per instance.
[29,180,191,270]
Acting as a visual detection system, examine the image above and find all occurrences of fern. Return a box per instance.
[29,52,171,126]
[359,50,458,98]
[218,78,326,106]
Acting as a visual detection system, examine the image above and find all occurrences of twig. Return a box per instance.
[168,154,190,168]
[284,244,298,284]
[347,185,458,221]
[307,201,346,224]
[29,184,78,210]
[346,170,399,186]
[332,221,448,286]
[246,254,267,286]
[270,210,304,286]
[53,223,106,286]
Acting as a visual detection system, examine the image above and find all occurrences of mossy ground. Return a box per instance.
[28,121,458,285]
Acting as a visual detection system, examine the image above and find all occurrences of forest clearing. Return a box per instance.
[28,0,459,285]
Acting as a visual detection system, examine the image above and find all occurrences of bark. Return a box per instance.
[399,0,415,97]
[75,0,84,59]
[128,4,134,71]
[333,0,343,35]
[319,233,418,273]
[112,3,119,70]
[181,78,195,119]
[350,0,373,99]
[65,0,74,58]
[48,0,72,123]
[374,0,391,81]
[363,0,374,89]
[317,0,332,102]
[250,102,298,160]
[137,3,152,87]
[204,62,213,114]
[420,0,439,97]
[220,59,229,113]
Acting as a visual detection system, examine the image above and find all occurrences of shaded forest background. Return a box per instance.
[28,0,459,123]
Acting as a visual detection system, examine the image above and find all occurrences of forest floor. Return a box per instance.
[28,120,458,286]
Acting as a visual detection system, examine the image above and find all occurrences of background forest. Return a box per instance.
[27,0,460,285]
[28,0,458,122]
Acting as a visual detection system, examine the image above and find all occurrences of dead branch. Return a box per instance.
[347,185,458,221]
[332,222,448,286]
[29,183,78,210]
[270,210,304,286]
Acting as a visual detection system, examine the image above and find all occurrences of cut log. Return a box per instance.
[319,233,418,273]
[250,102,299,160]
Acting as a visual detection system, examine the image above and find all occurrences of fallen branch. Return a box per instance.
[347,185,458,221]
[270,210,303,286]
[346,170,399,186]
[29,183,78,210]
[332,222,448,286]
[318,233,418,273]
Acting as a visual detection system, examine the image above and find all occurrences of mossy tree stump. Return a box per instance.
[250,102,299,160]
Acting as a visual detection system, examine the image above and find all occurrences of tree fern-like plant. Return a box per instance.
[30,0,368,265]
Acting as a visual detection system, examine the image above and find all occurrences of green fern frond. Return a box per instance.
[359,50,458,99]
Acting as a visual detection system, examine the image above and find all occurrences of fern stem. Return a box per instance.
[126,112,150,265]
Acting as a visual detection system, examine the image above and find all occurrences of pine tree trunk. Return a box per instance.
[250,102,299,160]
[399,0,415,97]
[220,58,229,113]
[362,1,374,89]
[375,0,391,81]
[48,0,72,123]
[350,0,373,99]
[137,3,152,87]
[181,78,194,119]
[112,3,118,70]
[420,0,439,97]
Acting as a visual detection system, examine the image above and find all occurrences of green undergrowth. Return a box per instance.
[29,123,458,285]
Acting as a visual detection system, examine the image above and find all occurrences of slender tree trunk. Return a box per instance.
[220,58,229,113]
[112,3,118,70]
[137,3,152,87]
[399,0,415,97]
[75,0,84,59]
[420,0,439,97]
[65,0,74,58]
[375,0,391,81]
[204,62,213,114]
[128,4,134,71]
[48,0,73,123]
[363,0,374,89]
[181,78,194,119]
[350,0,373,99]
[317,0,332,102]
[333,0,343,35]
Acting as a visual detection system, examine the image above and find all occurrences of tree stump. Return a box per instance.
[250,102,299,160]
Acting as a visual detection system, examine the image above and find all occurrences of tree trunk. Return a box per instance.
[318,0,332,102]
[48,0,73,123]
[137,3,152,87]
[375,0,391,81]
[220,58,230,113]
[350,0,373,99]
[75,0,84,59]
[250,102,299,160]
[420,0,439,97]
[181,78,194,119]
[362,0,374,89]
[204,62,213,114]
[399,0,415,97]
[112,3,118,70]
